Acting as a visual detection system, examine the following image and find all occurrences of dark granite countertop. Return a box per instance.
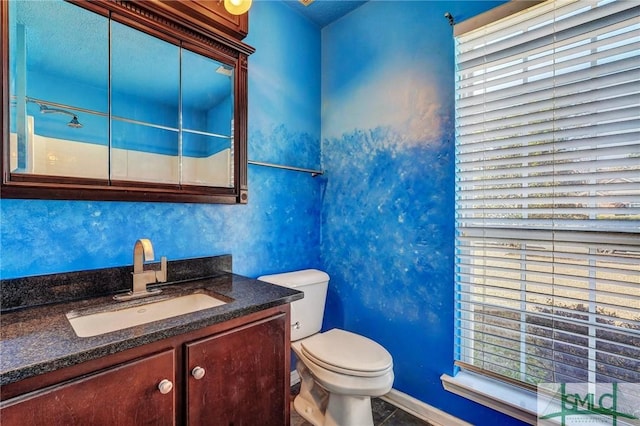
[0,257,303,387]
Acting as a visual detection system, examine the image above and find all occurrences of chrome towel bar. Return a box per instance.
[248,160,324,177]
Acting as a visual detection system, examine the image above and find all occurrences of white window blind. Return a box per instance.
[454,0,640,388]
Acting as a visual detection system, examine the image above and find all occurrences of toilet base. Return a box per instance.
[294,360,375,426]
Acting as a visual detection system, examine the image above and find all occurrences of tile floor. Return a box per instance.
[290,383,432,426]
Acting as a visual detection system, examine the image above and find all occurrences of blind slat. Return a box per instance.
[457,142,639,167]
[457,24,639,90]
[457,109,640,144]
[457,56,640,109]
[456,307,640,346]
[456,168,640,188]
[458,93,640,136]
[458,80,639,126]
[457,1,639,65]
[457,68,639,115]
[458,37,640,95]
[456,326,640,368]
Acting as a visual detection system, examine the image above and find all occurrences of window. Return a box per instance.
[454,0,639,390]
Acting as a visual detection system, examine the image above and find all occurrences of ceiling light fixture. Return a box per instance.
[223,0,252,15]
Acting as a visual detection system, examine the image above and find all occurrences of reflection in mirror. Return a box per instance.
[110,21,180,185]
[182,50,234,188]
[8,0,237,189]
[9,0,109,179]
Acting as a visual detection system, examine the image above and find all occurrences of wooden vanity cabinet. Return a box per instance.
[0,306,290,426]
[0,350,176,426]
[186,313,287,425]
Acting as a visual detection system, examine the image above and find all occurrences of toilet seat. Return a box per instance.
[300,329,393,378]
[292,339,395,397]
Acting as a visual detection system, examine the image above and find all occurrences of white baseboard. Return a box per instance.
[289,372,467,426]
[380,388,472,426]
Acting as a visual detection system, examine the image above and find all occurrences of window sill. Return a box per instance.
[441,371,537,425]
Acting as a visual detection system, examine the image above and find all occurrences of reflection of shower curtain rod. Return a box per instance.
[13,96,85,128]
[21,96,105,117]
[248,160,324,177]
[38,103,83,128]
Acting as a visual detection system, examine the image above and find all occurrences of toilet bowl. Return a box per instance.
[258,270,394,426]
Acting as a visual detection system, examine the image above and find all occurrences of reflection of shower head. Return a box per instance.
[39,104,83,128]
[68,116,83,128]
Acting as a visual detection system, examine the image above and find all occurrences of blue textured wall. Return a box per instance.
[0,1,322,280]
[319,1,522,425]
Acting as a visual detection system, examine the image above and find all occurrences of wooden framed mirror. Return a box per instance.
[1,0,254,204]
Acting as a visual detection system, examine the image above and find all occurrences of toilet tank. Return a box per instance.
[258,269,329,341]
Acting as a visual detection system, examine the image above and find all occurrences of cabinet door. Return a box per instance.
[186,313,288,426]
[0,349,176,426]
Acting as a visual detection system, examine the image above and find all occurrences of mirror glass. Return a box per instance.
[8,0,236,189]
[110,21,180,185]
[182,50,234,187]
[9,0,109,179]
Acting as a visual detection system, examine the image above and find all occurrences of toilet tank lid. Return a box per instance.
[257,269,329,289]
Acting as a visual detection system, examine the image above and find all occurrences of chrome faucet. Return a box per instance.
[114,238,167,301]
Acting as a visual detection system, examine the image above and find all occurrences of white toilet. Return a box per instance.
[258,269,394,426]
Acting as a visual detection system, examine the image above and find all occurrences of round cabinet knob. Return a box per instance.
[158,379,173,394]
[191,366,206,380]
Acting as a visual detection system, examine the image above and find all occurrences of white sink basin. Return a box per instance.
[67,293,227,338]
